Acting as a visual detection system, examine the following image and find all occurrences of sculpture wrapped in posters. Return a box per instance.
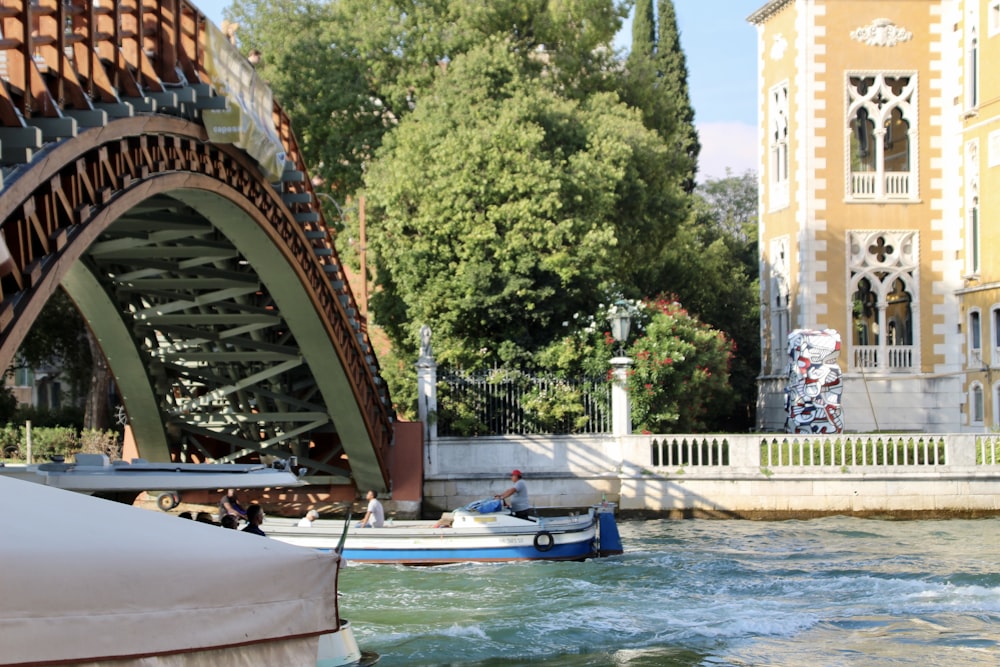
[785,329,844,434]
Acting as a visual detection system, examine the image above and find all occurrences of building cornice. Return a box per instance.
[955,281,1000,296]
[748,0,794,25]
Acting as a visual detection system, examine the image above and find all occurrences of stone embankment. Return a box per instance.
[422,433,1000,520]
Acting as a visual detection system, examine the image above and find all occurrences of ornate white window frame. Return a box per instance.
[769,236,791,375]
[847,230,919,373]
[969,307,983,368]
[970,382,985,425]
[993,381,1000,428]
[965,11,980,113]
[991,304,1000,366]
[965,139,980,278]
[768,81,790,212]
[845,72,919,202]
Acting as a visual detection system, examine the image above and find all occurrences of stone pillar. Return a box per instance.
[610,355,632,437]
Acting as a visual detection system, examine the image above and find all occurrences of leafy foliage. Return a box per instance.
[13,289,92,404]
[227,0,387,196]
[539,295,734,433]
[0,423,120,463]
[625,298,734,433]
[227,1,758,431]
[0,386,17,424]
[10,405,84,429]
[10,288,116,430]
[621,0,699,189]
[656,170,759,430]
[366,40,687,374]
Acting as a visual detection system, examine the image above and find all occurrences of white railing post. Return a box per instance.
[610,356,632,437]
[948,434,977,466]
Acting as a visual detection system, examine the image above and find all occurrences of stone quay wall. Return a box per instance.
[421,433,1000,519]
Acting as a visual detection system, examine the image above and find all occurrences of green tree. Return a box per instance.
[13,290,91,401]
[620,0,699,190]
[332,0,627,106]
[655,0,700,191]
[227,0,629,196]
[228,1,710,424]
[365,41,684,375]
[657,170,759,430]
[632,0,656,56]
[226,0,388,196]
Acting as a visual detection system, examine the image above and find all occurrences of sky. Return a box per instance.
[194,0,760,181]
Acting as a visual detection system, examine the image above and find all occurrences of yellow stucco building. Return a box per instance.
[751,0,1000,432]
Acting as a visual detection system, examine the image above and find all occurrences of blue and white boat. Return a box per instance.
[266,501,623,565]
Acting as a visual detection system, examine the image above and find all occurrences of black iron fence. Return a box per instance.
[437,369,611,436]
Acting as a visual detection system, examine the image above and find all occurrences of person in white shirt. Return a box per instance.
[495,469,531,519]
[357,490,384,527]
[297,509,319,527]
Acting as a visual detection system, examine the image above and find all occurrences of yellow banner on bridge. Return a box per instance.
[201,23,286,180]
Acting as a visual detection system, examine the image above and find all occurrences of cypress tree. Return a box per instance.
[621,1,699,190]
[656,0,700,190]
[631,0,656,58]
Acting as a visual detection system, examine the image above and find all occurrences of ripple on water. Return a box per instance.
[340,517,1000,666]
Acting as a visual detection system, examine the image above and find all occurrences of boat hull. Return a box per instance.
[267,508,610,565]
[318,619,380,666]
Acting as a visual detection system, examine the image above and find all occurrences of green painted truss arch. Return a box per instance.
[0,1,393,493]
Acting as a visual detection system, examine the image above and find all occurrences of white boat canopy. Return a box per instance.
[0,475,342,667]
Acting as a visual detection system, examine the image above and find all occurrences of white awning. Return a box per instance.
[0,475,340,665]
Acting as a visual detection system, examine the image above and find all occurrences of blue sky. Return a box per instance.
[194,0,759,180]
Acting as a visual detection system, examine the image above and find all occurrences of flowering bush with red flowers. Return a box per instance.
[624,297,734,433]
[538,294,734,433]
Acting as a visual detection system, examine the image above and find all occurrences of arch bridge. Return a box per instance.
[0,0,394,493]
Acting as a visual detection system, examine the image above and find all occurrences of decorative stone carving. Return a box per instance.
[850,18,912,47]
[770,34,788,60]
[967,141,979,200]
[848,230,917,272]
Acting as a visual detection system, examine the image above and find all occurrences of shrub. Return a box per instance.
[24,426,77,462]
[78,429,124,460]
[0,423,20,459]
[0,424,122,463]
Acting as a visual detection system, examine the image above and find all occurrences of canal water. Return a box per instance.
[337,516,1000,666]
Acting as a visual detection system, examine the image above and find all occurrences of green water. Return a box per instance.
[337,517,1000,666]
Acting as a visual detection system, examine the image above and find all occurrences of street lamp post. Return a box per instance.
[609,300,632,437]
[610,301,632,357]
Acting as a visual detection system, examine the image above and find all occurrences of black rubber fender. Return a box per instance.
[156,492,180,511]
[533,530,554,552]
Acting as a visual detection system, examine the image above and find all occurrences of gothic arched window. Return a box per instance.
[848,231,918,371]
[847,73,917,201]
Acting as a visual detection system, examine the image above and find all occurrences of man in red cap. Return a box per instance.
[495,469,531,519]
